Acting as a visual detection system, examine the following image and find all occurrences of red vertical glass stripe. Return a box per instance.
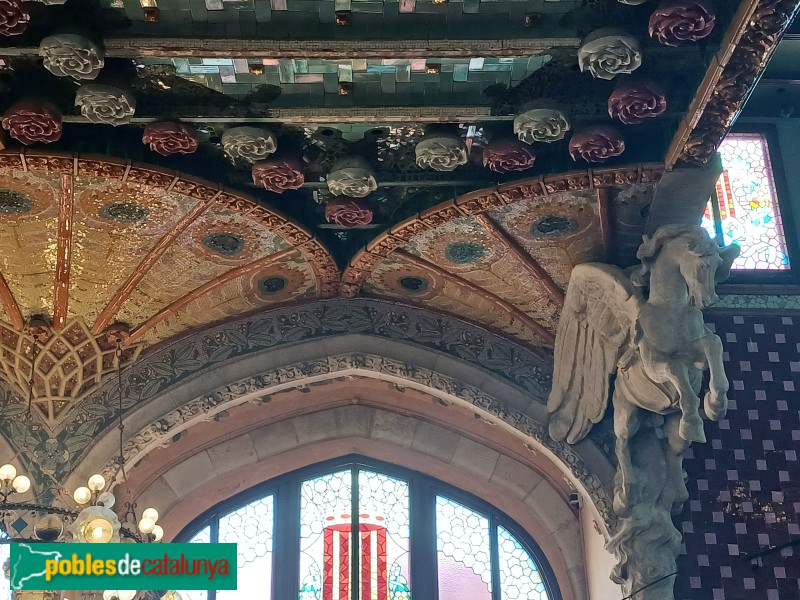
[377,528,387,599]
[324,528,334,600]
[340,529,350,599]
[361,528,372,600]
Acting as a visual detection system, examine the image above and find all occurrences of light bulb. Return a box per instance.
[151,525,164,542]
[92,526,105,540]
[73,486,92,505]
[98,491,116,508]
[87,474,106,492]
[161,592,181,600]
[0,464,16,482]
[118,591,136,600]
[142,508,159,522]
[11,475,30,494]
[138,517,155,534]
[83,517,113,543]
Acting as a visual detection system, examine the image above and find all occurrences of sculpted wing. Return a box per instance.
[547,263,642,444]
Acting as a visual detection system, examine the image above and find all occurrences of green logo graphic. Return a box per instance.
[10,543,237,591]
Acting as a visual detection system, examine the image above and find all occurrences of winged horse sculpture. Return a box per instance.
[547,223,739,599]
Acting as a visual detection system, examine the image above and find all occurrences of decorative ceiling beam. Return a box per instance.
[666,0,800,168]
[91,196,216,335]
[126,247,298,344]
[473,213,564,308]
[53,173,74,331]
[395,249,556,345]
[0,273,23,330]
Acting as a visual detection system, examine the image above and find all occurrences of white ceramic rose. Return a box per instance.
[221,126,277,163]
[513,107,571,144]
[415,134,468,172]
[39,34,105,80]
[327,157,378,198]
[75,84,136,126]
[578,28,642,81]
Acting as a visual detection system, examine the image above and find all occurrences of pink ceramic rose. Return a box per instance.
[324,199,373,227]
[569,127,625,163]
[482,139,536,173]
[649,0,716,47]
[2,101,63,144]
[252,158,305,193]
[0,0,28,37]
[608,81,667,125]
[142,122,199,156]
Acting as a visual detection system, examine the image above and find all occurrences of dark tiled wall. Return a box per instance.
[676,314,800,600]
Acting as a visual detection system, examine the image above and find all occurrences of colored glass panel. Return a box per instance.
[497,526,550,600]
[435,496,492,600]
[300,470,353,600]
[218,495,274,600]
[178,525,211,600]
[715,134,790,270]
[358,470,411,600]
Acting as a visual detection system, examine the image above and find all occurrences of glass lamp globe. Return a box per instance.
[11,475,30,493]
[73,486,92,505]
[98,491,116,508]
[151,525,164,542]
[138,517,155,534]
[103,591,136,600]
[71,505,121,543]
[0,464,16,482]
[88,474,106,492]
[141,508,159,522]
[161,592,182,600]
[85,517,115,543]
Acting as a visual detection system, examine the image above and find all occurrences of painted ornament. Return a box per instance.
[608,81,667,124]
[2,101,63,144]
[252,158,305,193]
[0,0,29,37]
[569,127,625,163]
[578,28,642,80]
[221,126,277,163]
[325,198,373,227]
[326,157,378,198]
[649,0,715,46]
[75,84,136,126]
[415,133,468,172]
[482,139,536,173]
[142,122,199,156]
[39,34,105,80]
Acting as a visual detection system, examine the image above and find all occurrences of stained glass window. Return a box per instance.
[497,526,548,600]
[218,496,274,600]
[178,525,212,600]
[703,133,791,270]
[436,496,492,600]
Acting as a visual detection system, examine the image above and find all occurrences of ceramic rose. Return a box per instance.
[327,157,378,198]
[415,134,468,172]
[39,34,105,80]
[608,81,667,125]
[75,84,136,126]
[325,199,373,227]
[569,127,625,163]
[513,106,571,144]
[252,158,304,193]
[2,101,63,144]
[0,0,29,36]
[142,122,198,156]
[221,126,277,163]
[649,0,716,47]
[482,139,536,174]
[578,28,642,80]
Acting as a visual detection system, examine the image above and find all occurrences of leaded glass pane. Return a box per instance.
[218,495,274,600]
[357,470,411,600]
[497,526,550,600]
[299,470,353,600]
[715,134,790,270]
[178,526,211,600]
[435,496,492,600]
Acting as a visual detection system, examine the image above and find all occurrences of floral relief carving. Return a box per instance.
[326,157,378,198]
[74,84,136,126]
[513,105,571,144]
[142,122,199,156]
[325,198,374,227]
[649,0,716,47]
[482,139,536,173]
[1,101,63,144]
[39,34,105,80]
[608,81,667,125]
[251,158,305,193]
[578,28,642,80]
[221,126,277,163]
[415,134,468,172]
[569,127,626,163]
[0,0,29,36]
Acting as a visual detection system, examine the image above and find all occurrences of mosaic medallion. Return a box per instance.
[98,201,148,224]
[530,215,578,238]
[444,242,486,265]
[202,233,245,256]
[258,276,287,294]
[399,276,428,292]
[0,190,32,214]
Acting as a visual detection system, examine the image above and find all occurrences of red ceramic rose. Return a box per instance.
[325,199,373,227]
[2,101,63,144]
[0,0,29,37]
[649,0,715,47]
[608,81,667,125]
[252,158,305,193]
[569,127,625,163]
[482,139,536,173]
[142,122,198,156]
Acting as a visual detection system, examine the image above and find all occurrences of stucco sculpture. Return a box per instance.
[548,224,739,600]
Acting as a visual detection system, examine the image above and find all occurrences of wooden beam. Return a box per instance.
[126,247,298,344]
[473,213,564,307]
[91,198,214,334]
[596,188,614,263]
[0,272,23,330]
[395,249,556,345]
[53,173,74,331]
